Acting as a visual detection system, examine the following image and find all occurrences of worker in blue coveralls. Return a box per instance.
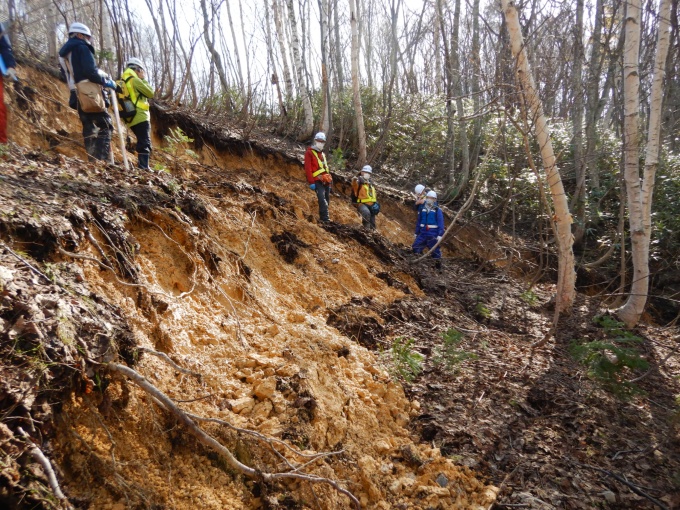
[412,190,445,267]
[413,184,429,213]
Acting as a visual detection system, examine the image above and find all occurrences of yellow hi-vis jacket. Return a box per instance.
[121,67,154,127]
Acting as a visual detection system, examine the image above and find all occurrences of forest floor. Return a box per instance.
[1,64,679,510]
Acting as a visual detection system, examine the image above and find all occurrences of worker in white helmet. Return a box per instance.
[413,184,430,212]
[413,190,445,265]
[119,57,155,169]
[304,132,332,223]
[351,165,379,230]
[59,22,116,161]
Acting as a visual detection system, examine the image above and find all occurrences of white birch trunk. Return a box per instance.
[350,0,367,165]
[501,0,576,313]
[618,0,672,327]
[225,0,245,96]
[319,0,331,133]
[286,0,315,140]
[272,0,294,100]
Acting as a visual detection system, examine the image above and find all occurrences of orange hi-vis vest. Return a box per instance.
[311,150,329,178]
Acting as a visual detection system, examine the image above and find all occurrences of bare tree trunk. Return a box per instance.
[286,0,314,140]
[333,0,344,92]
[619,0,672,327]
[319,0,332,134]
[350,0,367,165]
[470,0,482,169]
[200,0,232,109]
[144,0,169,94]
[434,0,442,95]
[502,0,576,313]
[585,0,604,192]
[238,0,253,114]
[265,0,288,118]
[363,0,374,91]
[452,0,470,194]
[366,0,400,163]
[47,0,58,59]
[300,0,312,92]
[571,0,586,246]
[273,0,294,100]
[437,0,456,186]
[225,0,245,96]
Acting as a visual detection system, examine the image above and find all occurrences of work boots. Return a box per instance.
[137,153,150,170]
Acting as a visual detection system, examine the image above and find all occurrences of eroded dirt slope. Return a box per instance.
[2,63,679,510]
[1,64,499,509]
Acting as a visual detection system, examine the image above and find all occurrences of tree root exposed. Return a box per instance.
[17,427,72,507]
[106,362,361,509]
[137,346,203,378]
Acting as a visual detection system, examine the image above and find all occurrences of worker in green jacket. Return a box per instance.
[121,57,154,169]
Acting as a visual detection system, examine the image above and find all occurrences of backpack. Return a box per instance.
[115,76,137,121]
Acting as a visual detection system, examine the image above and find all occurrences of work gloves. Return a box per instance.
[103,78,116,89]
[309,183,316,190]
[5,68,17,81]
[436,236,442,242]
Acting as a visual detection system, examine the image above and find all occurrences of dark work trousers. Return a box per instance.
[314,182,331,222]
[412,233,442,259]
[130,121,151,169]
[79,109,112,161]
[357,204,376,230]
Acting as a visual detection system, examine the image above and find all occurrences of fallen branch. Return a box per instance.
[83,226,115,269]
[107,363,360,509]
[17,427,71,506]
[576,462,668,510]
[1,242,53,284]
[187,412,344,466]
[137,347,202,378]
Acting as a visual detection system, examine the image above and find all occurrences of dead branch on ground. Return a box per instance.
[17,427,71,506]
[576,463,668,510]
[106,363,360,509]
[137,346,203,378]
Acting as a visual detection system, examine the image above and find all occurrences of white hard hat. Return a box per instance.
[314,132,327,142]
[426,190,437,199]
[414,184,425,195]
[68,22,92,37]
[126,57,145,70]
[361,165,373,174]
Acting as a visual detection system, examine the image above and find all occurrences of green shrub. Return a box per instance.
[569,315,649,398]
[384,337,423,382]
[163,127,198,171]
[433,328,478,372]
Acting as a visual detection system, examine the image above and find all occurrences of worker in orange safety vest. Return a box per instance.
[304,132,332,223]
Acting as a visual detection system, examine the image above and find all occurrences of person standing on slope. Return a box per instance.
[304,132,332,223]
[413,184,430,212]
[59,22,116,161]
[0,22,18,144]
[120,58,155,170]
[413,190,445,267]
[351,165,379,230]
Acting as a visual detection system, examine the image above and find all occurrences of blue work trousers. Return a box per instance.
[412,233,442,259]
